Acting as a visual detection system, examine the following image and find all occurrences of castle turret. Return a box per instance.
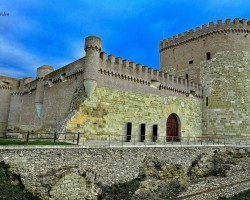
[84,36,102,98]
[35,65,54,118]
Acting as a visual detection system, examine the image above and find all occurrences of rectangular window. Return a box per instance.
[206,97,209,106]
[189,60,193,64]
[206,52,211,60]
[153,125,158,142]
[186,74,189,80]
[140,123,146,142]
[126,122,132,142]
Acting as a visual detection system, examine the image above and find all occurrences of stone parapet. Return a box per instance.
[160,18,250,51]
[99,53,202,97]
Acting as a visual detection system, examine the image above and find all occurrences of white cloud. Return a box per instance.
[0,36,41,77]
[0,67,27,78]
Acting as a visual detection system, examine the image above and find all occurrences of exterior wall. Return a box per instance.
[8,94,22,130]
[0,76,20,132]
[201,51,250,136]
[0,89,12,132]
[0,146,250,200]
[99,54,202,98]
[5,45,202,133]
[160,19,250,83]
[41,76,84,130]
[66,86,202,139]
[7,58,85,132]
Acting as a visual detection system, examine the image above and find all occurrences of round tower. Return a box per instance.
[35,65,54,118]
[201,51,250,136]
[83,36,102,98]
[159,18,250,83]
[36,65,54,79]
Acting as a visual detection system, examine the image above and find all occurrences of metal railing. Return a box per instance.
[0,131,250,147]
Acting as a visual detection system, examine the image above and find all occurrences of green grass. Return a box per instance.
[229,189,250,200]
[0,162,40,200]
[0,139,73,145]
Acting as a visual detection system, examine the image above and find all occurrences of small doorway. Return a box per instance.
[166,113,180,142]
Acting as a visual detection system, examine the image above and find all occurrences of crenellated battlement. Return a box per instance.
[99,52,202,97]
[160,18,250,51]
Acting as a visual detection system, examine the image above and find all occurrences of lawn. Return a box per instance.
[229,189,250,200]
[0,139,73,145]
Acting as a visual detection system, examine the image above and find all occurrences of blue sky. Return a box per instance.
[1,0,250,78]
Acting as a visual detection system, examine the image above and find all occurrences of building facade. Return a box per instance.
[0,18,249,140]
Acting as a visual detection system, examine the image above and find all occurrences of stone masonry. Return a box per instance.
[0,18,249,139]
[1,146,250,199]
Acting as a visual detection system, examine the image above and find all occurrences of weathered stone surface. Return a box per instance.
[201,51,250,136]
[66,86,202,139]
[0,146,250,200]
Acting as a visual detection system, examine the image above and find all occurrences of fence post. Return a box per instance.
[26,131,30,144]
[54,132,57,143]
[72,133,75,144]
[77,132,80,145]
[109,135,111,147]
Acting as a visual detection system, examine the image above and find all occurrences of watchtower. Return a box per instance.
[83,36,102,98]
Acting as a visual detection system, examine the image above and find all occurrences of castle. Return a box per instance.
[0,18,249,141]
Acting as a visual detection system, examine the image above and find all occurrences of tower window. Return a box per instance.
[140,123,146,142]
[126,122,132,142]
[186,74,189,80]
[206,52,211,60]
[206,97,209,106]
[189,60,193,64]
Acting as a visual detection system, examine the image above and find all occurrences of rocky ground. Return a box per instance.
[1,148,250,200]
[99,148,250,200]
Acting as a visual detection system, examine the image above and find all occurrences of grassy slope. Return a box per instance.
[0,162,40,200]
[229,190,250,200]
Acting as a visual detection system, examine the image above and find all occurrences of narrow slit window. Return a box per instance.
[186,74,189,80]
[206,52,211,60]
[153,124,158,142]
[206,97,209,106]
[126,122,132,142]
[140,123,146,142]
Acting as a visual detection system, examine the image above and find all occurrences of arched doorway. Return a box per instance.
[166,113,180,142]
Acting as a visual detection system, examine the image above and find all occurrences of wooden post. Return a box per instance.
[26,131,30,144]
[54,132,57,143]
[109,134,111,147]
[77,132,80,145]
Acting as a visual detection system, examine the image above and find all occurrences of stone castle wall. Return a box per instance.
[0,146,250,200]
[98,53,202,97]
[0,88,12,132]
[7,58,86,131]
[201,51,250,136]
[5,44,202,133]
[0,76,19,132]
[66,86,202,139]
[160,18,250,83]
